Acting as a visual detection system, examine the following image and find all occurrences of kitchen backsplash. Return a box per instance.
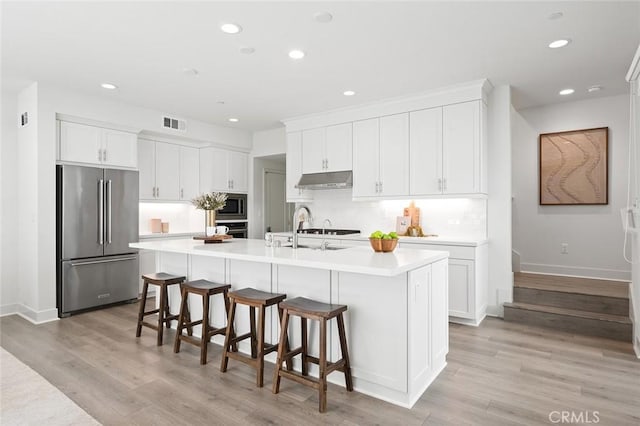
[300,189,487,239]
[139,203,203,235]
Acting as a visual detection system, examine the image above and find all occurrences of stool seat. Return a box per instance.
[279,297,347,319]
[228,288,286,305]
[174,279,232,365]
[141,272,185,285]
[183,279,231,294]
[136,272,187,346]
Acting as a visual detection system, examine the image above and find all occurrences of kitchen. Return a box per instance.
[2,1,640,424]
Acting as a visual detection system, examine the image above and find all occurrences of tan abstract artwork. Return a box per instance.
[539,127,608,205]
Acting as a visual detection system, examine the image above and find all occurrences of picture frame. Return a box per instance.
[539,127,608,205]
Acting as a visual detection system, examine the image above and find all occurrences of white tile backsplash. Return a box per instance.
[139,203,203,235]
[300,190,486,239]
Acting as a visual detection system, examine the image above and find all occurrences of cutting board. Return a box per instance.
[193,235,233,244]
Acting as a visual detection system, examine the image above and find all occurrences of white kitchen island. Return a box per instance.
[130,238,449,408]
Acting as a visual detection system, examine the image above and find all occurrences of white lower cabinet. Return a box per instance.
[400,241,488,326]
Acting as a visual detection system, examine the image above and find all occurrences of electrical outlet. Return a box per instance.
[561,243,568,254]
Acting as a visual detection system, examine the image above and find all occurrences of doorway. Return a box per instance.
[264,169,290,233]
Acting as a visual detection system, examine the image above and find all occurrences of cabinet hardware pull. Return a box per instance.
[443,178,447,191]
[98,149,101,162]
[157,187,159,197]
[181,188,184,199]
[379,181,382,193]
[103,149,107,162]
[438,178,442,192]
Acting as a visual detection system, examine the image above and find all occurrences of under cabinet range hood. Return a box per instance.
[296,171,353,190]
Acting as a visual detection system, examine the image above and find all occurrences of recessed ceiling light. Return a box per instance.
[288,49,305,60]
[343,90,355,96]
[314,12,333,23]
[182,68,199,76]
[548,12,564,20]
[217,101,225,105]
[220,23,242,34]
[239,47,255,55]
[587,85,602,93]
[101,83,117,90]
[228,118,239,122]
[559,88,575,96]
[548,39,570,49]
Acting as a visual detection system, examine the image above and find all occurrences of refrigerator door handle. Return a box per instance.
[70,256,138,267]
[98,179,104,245]
[107,179,112,244]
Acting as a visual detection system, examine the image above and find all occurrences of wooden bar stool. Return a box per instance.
[136,272,186,346]
[272,297,353,413]
[173,279,232,365]
[220,288,287,387]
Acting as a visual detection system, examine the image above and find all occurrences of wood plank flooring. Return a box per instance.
[1,301,639,425]
[514,272,629,298]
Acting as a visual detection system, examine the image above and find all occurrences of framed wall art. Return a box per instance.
[539,127,608,205]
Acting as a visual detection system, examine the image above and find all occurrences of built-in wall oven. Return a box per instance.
[217,193,247,221]
[225,222,248,239]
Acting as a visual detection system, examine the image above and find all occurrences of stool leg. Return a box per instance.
[249,306,257,359]
[256,305,266,387]
[200,293,210,365]
[272,309,290,394]
[136,281,149,337]
[337,313,353,392]
[277,307,292,371]
[185,298,193,337]
[173,287,188,354]
[163,286,172,329]
[318,318,328,413]
[220,300,237,373]
[301,317,308,376]
[157,285,167,346]
[223,291,237,352]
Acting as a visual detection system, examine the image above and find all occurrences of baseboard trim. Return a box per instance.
[14,305,59,324]
[0,304,22,317]
[630,284,640,359]
[520,264,631,282]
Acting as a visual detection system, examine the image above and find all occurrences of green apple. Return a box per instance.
[370,230,384,239]
[382,234,392,239]
[389,231,398,239]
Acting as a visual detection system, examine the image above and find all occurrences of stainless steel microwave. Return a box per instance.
[217,193,247,221]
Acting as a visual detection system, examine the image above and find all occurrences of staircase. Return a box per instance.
[504,272,632,342]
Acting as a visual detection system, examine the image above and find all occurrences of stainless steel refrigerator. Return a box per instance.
[56,164,139,317]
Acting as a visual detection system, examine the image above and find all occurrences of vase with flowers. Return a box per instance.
[191,192,228,236]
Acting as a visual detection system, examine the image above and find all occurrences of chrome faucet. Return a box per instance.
[292,205,312,249]
[322,218,332,234]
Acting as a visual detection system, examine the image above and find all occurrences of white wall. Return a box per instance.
[629,77,640,356]
[251,157,286,239]
[0,90,20,314]
[487,85,514,316]
[1,81,252,322]
[512,94,631,281]
[251,127,286,157]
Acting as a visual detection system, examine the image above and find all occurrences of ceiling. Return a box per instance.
[2,1,639,131]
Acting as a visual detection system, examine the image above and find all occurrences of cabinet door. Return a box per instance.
[228,151,248,193]
[102,129,137,168]
[379,113,409,196]
[301,128,325,174]
[59,121,102,165]
[352,118,379,197]
[448,258,475,319]
[286,132,312,202]
[179,146,199,200]
[410,108,442,195]
[443,101,480,194]
[325,123,353,172]
[137,139,156,200]
[200,147,229,192]
[154,142,180,200]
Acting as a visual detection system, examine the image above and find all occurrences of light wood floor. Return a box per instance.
[1,302,639,425]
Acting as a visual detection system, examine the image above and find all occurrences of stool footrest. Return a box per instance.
[140,321,160,331]
[231,332,252,344]
[177,335,202,347]
[143,308,160,315]
[277,369,320,390]
[283,347,304,360]
[304,355,346,375]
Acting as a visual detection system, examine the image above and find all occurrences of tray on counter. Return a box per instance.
[193,235,233,244]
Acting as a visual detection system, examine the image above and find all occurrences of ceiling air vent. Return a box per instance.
[162,116,187,132]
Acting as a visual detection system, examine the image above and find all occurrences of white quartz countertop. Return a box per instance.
[130,238,448,277]
[271,232,487,247]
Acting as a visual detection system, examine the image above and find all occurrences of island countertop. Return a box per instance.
[130,238,448,277]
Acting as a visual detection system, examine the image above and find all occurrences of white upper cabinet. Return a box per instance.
[138,140,180,201]
[410,100,483,195]
[353,114,409,198]
[286,131,312,202]
[59,121,137,168]
[200,147,248,193]
[442,100,481,194]
[301,123,353,174]
[179,146,200,200]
